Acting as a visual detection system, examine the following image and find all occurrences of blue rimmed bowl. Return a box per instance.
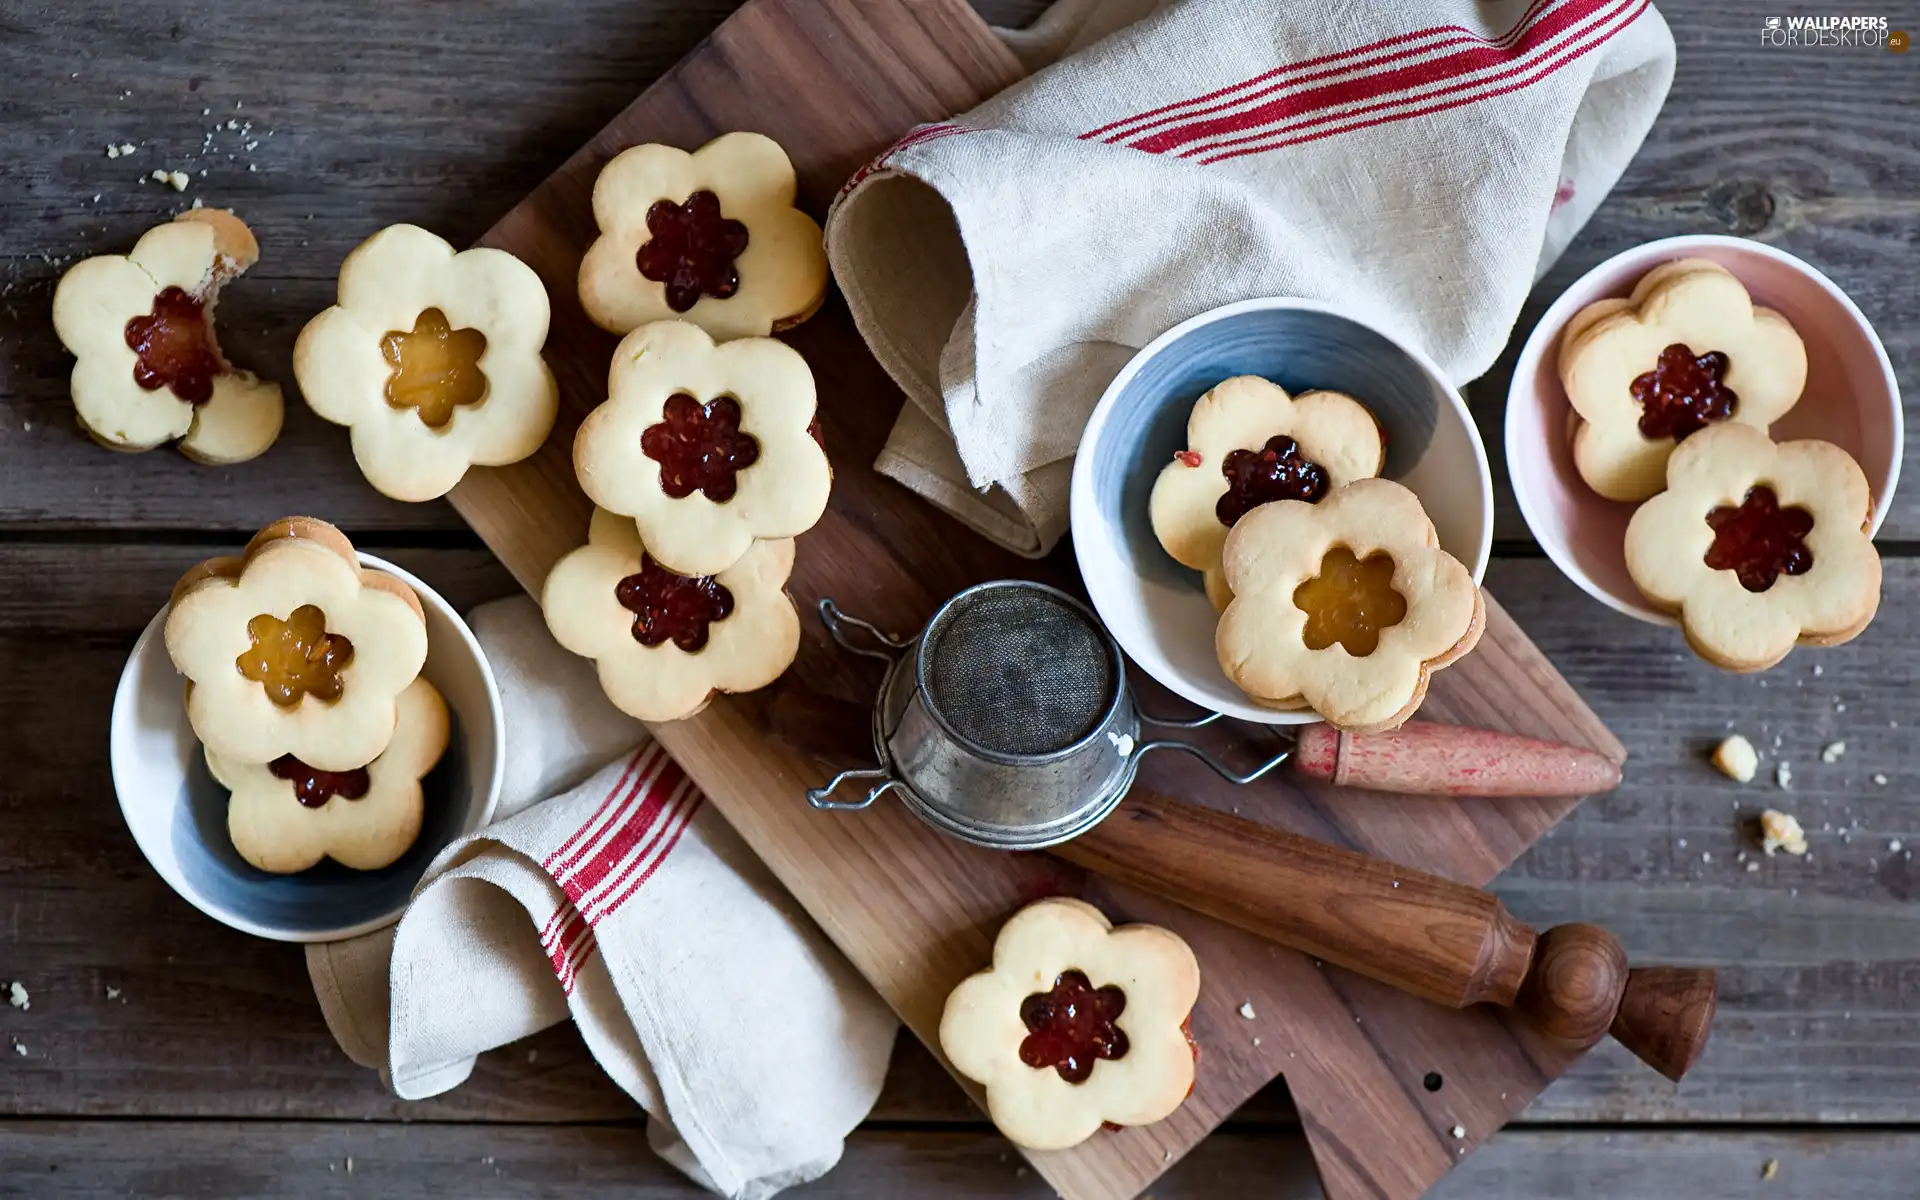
[109,554,504,942]
[1069,297,1493,725]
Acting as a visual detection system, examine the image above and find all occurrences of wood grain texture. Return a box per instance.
[4,1122,1919,1199]
[3,550,1913,1130]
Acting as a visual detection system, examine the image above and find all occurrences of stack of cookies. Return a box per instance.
[164,517,447,874]
[1148,377,1484,733]
[542,133,835,723]
[1559,260,1882,671]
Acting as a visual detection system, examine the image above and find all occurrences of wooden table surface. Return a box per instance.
[1,1,1914,1196]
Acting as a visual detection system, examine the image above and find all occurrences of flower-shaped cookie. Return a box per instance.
[574,319,831,576]
[542,507,801,722]
[166,517,430,771]
[939,897,1200,1151]
[578,132,828,340]
[1561,259,1806,502]
[51,208,284,463]
[1150,376,1383,607]
[209,676,448,873]
[1215,478,1483,731]
[1625,423,1881,672]
[294,224,559,501]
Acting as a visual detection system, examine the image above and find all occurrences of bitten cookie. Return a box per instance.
[939,897,1200,1152]
[1215,478,1483,731]
[1560,259,1806,502]
[295,224,559,501]
[541,507,801,723]
[574,319,831,576]
[578,132,828,340]
[209,676,448,874]
[166,517,429,771]
[51,209,283,463]
[1625,423,1881,672]
[1150,377,1383,609]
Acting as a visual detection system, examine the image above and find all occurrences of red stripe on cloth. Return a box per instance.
[838,122,964,198]
[542,744,652,875]
[1079,0,1556,143]
[1182,0,1635,159]
[558,756,687,905]
[1090,0,1551,144]
[1198,0,1648,165]
[1127,0,1611,156]
[543,907,588,990]
[598,792,705,920]
[579,779,697,922]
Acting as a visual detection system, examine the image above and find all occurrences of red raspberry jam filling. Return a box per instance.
[637,190,749,313]
[1018,969,1129,1084]
[1704,485,1814,593]
[125,286,222,405]
[1216,434,1329,527]
[615,554,735,653]
[1631,343,1737,441]
[268,756,372,809]
[236,605,354,708]
[641,392,761,502]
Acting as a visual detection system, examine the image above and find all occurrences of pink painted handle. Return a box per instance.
[1291,721,1623,797]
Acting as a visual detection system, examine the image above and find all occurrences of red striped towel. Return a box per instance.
[305,597,896,1200]
[827,0,1676,555]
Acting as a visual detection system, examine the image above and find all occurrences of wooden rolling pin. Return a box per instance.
[1054,789,1716,1080]
[1288,720,1623,796]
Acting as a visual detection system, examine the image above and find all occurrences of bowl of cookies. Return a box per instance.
[110,517,504,942]
[1070,297,1493,729]
[1506,235,1900,671]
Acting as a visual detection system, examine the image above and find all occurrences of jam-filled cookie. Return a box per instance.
[1150,377,1383,609]
[1561,259,1806,502]
[1215,478,1483,731]
[51,208,283,463]
[939,897,1200,1152]
[1625,423,1881,672]
[573,319,831,577]
[295,224,559,501]
[209,676,448,874]
[541,507,801,723]
[166,517,429,772]
[578,132,828,341]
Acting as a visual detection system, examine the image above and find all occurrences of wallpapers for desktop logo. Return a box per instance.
[1759,14,1903,48]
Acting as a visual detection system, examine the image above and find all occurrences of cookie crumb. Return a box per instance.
[1775,762,1793,790]
[1890,839,1903,853]
[1163,1151,1172,1163]
[1701,851,1712,863]
[11,1042,25,1057]
[345,1157,353,1175]
[1759,809,1807,857]
[7,982,26,1010]
[1762,1158,1779,1181]
[1238,1002,1256,1020]
[1711,735,1758,784]
[1746,861,1760,873]
[1812,664,1823,676]
[105,986,121,1001]
[1451,1124,1466,1139]
[104,143,121,158]
[1820,741,1846,764]
[1252,1036,1261,1047]
[1874,773,1889,786]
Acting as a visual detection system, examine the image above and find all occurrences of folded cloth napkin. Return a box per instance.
[828,0,1677,556]
[306,597,898,1200]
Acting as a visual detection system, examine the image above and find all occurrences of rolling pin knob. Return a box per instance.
[1515,924,1716,1081]
[1291,721,1624,797]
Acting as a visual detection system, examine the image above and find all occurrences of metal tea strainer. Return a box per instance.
[805,580,1289,850]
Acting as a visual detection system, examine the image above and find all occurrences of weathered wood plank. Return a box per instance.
[0,0,1909,538]
[1,545,1916,1126]
[0,1122,1914,1198]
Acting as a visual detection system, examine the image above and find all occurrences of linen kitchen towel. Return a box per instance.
[306,596,898,1200]
[828,0,1677,555]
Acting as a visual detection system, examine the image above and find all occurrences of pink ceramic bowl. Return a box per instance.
[1506,235,1902,625]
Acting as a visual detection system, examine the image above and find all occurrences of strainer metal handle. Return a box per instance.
[1132,704,1291,784]
[817,599,908,662]
[806,768,908,811]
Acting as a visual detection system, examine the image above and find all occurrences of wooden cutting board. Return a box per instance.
[450,2,1624,1197]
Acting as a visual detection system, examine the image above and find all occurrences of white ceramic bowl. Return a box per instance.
[1506,235,1903,625]
[1070,297,1493,725]
[110,553,504,942]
